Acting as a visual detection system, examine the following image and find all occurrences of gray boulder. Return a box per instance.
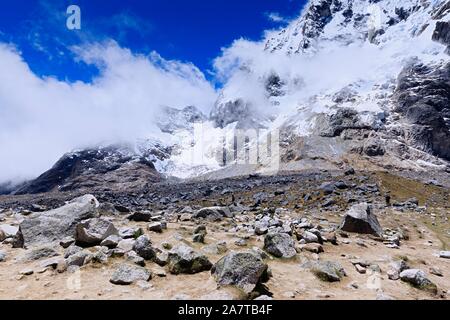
[66,250,92,267]
[400,269,438,294]
[193,207,232,221]
[264,233,296,258]
[110,264,152,285]
[20,195,99,246]
[75,218,118,247]
[304,261,347,282]
[339,203,383,237]
[0,224,23,248]
[133,235,157,260]
[21,246,59,262]
[100,235,122,249]
[211,251,269,294]
[167,244,212,274]
[0,250,6,262]
[439,251,450,259]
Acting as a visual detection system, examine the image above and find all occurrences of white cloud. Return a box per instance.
[0,41,216,183]
[265,12,288,23]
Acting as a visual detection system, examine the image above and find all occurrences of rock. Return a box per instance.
[263,233,296,258]
[117,239,136,252]
[133,236,156,261]
[439,251,450,259]
[298,230,320,244]
[363,136,385,156]
[64,245,83,258]
[355,264,366,274]
[400,269,438,294]
[387,260,409,280]
[167,244,212,274]
[66,251,92,267]
[339,203,383,237]
[0,224,23,248]
[202,242,228,255]
[40,257,67,271]
[119,227,143,239]
[193,233,206,243]
[254,295,273,300]
[305,261,346,282]
[125,251,146,267]
[376,292,395,300]
[154,251,169,267]
[100,235,122,249]
[127,211,153,222]
[22,246,59,262]
[59,237,75,249]
[430,267,443,277]
[432,21,450,47]
[211,251,269,294]
[20,195,99,246]
[110,264,152,285]
[20,268,34,276]
[319,182,335,195]
[302,243,324,254]
[148,222,164,233]
[75,218,118,247]
[193,207,232,221]
[0,250,6,262]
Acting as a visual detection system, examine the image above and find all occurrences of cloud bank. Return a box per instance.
[0,41,216,182]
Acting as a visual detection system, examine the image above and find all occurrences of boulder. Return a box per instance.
[66,251,92,267]
[75,218,118,247]
[339,203,383,237]
[0,250,6,262]
[304,261,347,282]
[100,235,122,249]
[0,224,23,248]
[263,233,296,258]
[21,246,59,262]
[400,269,438,294]
[193,207,232,221]
[148,222,164,233]
[211,251,269,294]
[20,195,99,246]
[110,264,152,285]
[127,211,153,222]
[167,244,212,274]
[133,235,157,260]
[439,251,450,259]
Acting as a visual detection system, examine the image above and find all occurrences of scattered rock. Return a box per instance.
[264,233,296,258]
[339,203,383,237]
[20,195,99,246]
[22,246,59,262]
[211,251,269,294]
[133,236,156,260]
[167,244,212,274]
[439,251,450,259]
[127,211,153,222]
[75,218,118,247]
[119,227,143,239]
[117,239,136,252]
[59,237,75,249]
[304,261,347,282]
[110,264,152,285]
[193,207,232,221]
[400,269,438,294]
[66,251,92,267]
[302,243,324,254]
[100,235,122,249]
[148,222,164,233]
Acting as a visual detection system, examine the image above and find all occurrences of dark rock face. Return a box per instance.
[432,21,450,47]
[13,145,162,195]
[317,108,374,137]
[394,61,450,161]
[210,97,264,129]
[157,106,206,134]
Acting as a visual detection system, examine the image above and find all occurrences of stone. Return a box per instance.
[125,251,146,267]
[211,251,269,294]
[20,195,99,246]
[100,235,122,249]
[119,227,143,239]
[40,257,67,271]
[355,264,366,274]
[305,261,346,282]
[66,251,92,267]
[22,246,59,262]
[20,268,34,276]
[202,242,228,255]
[339,203,383,237]
[302,243,324,254]
[439,251,450,259]
[148,222,164,233]
[193,233,206,243]
[64,245,83,258]
[400,269,438,294]
[75,218,118,247]
[110,264,152,285]
[0,250,6,262]
[133,236,156,261]
[127,211,153,222]
[298,230,320,244]
[59,237,75,249]
[167,244,212,275]
[263,233,296,258]
[376,292,395,300]
[430,267,443,277]
[117,239,136,252]
[0,224,23,248]
[193,207,232,221]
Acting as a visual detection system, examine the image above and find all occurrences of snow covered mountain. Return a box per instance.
[4,0,450,194]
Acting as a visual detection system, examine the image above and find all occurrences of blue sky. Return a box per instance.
[0,0,306,83]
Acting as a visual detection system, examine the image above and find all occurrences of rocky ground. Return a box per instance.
[0,169,449,300]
